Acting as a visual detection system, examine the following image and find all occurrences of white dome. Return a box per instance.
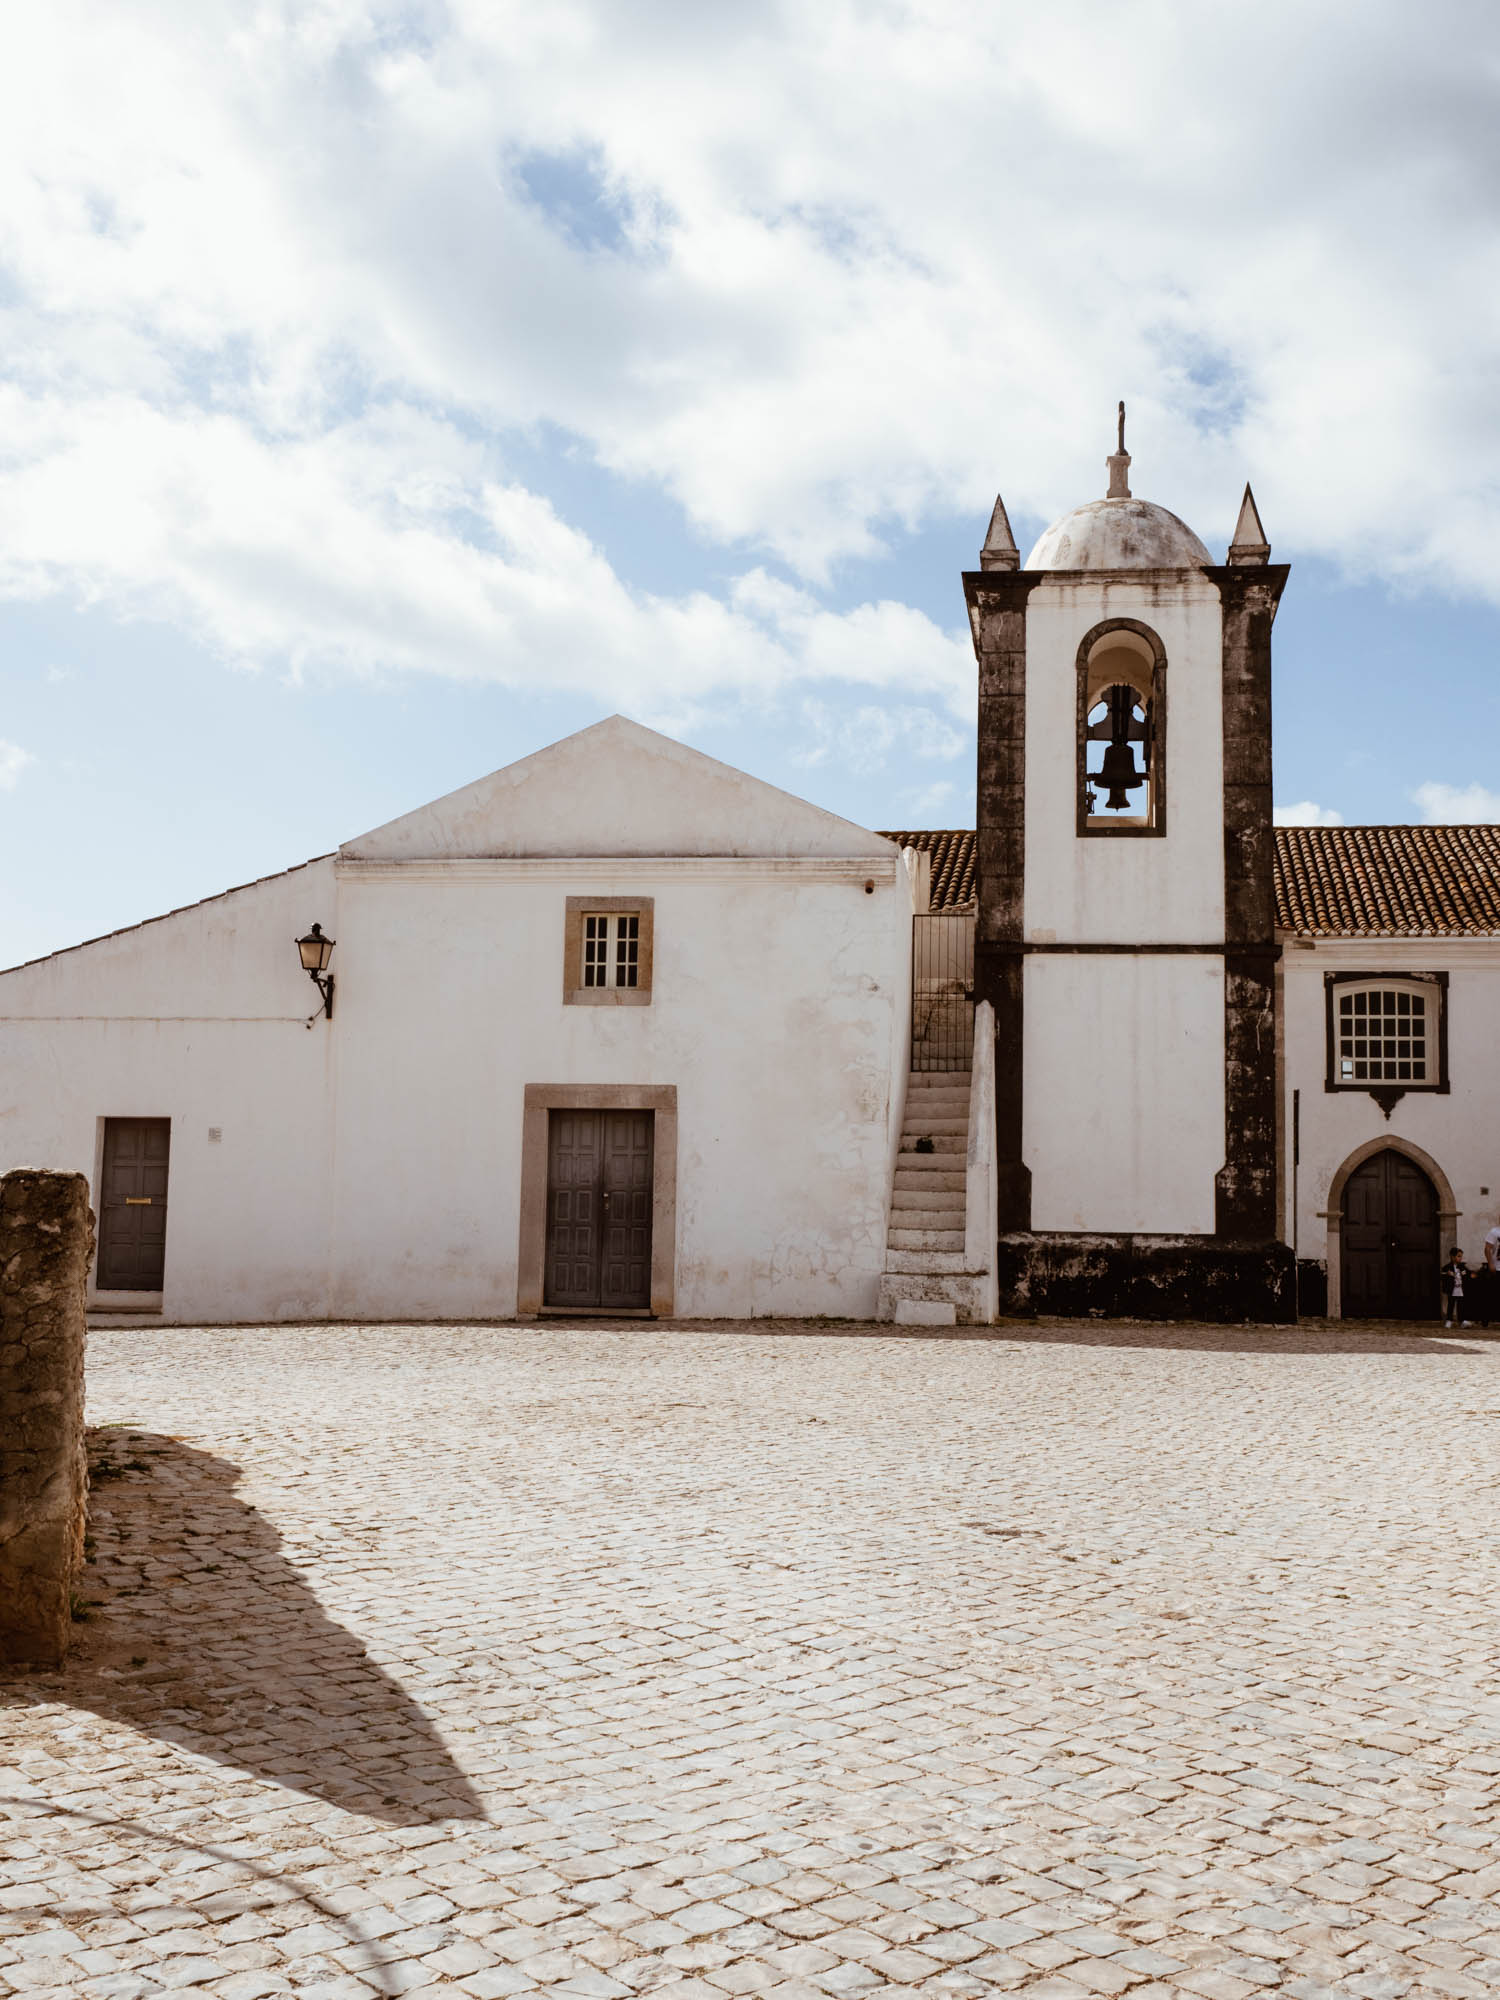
[1027,496,1211,570]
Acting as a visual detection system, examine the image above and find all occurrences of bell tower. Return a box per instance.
[965,416,1293,1320]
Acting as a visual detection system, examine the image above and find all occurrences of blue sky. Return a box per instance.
[2,2,1499,967]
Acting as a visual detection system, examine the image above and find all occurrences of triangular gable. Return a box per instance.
[341,716,895,861]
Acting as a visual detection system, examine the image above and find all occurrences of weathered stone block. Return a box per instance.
[0,1169,93,1668]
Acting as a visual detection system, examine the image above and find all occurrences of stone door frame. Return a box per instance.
[1322,1135,1457,1319]
[517,1083,677,1318]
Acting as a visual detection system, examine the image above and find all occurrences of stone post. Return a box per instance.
[0,1170,93,1669]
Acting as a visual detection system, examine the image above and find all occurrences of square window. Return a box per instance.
[564,898,654,1006]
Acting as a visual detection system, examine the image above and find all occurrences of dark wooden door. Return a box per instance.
[97,1118,171,1290]
[1342,1149,1439,1319]
[545,1109,653,1309]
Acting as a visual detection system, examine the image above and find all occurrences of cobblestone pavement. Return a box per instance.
[6,1321,1500,2000]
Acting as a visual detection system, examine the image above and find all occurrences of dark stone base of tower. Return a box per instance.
[995,1233,1296,1324]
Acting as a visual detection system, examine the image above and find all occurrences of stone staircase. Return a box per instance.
[877,1071,989,1325]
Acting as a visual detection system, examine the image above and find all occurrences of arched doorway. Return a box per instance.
[1340,1149,1440,1319]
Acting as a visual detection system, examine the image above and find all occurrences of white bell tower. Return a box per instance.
[965,412,1292,1319]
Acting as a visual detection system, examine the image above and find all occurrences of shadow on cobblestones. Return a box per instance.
[5,1430,484,1825]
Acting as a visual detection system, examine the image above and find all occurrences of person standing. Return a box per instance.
[1442,1248,1472,1328]
[1484,1213,1500,1329]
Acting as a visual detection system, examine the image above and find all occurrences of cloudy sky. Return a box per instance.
[3,0,1499,965]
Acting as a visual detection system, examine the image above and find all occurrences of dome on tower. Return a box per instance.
[1026,496,1211,571]
[1022,403,1211,570]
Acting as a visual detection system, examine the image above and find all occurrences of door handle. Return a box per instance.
[124,1197,152,1206]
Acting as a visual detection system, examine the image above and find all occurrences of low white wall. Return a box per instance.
[965,998,998,1319]
[1025,952,1224,1233]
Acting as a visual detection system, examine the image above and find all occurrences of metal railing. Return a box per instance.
[911,914,975,1072]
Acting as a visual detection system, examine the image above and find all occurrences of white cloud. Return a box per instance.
[0,392,972,708]
[789,698,968,774]
[0,742,34,789]
[1273,802,1345,827]
[896,780,959,822]
[1413,782,1500,823]
[0,0,1499,706]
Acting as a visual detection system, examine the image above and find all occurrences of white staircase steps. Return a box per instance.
[878,1069,992,1325]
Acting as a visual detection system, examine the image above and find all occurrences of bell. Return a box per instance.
[1099,740,1143,810]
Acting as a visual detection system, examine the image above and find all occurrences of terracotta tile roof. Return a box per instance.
[1272,825,1500,937]
[880,829,976,912]
[884,825,1500,936]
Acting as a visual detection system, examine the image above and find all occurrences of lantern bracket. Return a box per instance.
[295,924,336,1026]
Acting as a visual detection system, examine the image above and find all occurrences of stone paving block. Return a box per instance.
[7,1322,1500,1996]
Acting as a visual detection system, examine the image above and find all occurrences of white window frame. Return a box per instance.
[1331,978,1435,1088]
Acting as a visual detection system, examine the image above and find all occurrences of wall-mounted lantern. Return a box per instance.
[295,923,336,1023]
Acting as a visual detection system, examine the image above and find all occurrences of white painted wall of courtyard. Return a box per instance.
[0,722,916,1324]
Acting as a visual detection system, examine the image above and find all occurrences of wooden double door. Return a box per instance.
[97,1118,171,1291]
[545,1109,654,1310]
[1341,1148,1439,1320]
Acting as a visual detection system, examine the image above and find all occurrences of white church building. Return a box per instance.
[4,426,1498,1325]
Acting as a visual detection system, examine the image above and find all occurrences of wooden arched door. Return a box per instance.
[1341,1149,1440,1319]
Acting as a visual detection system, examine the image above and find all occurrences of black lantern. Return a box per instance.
[295,923,336,1021]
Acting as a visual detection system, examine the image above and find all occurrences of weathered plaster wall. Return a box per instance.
[1025,952,1225,1233]
[328,857,911,1320]
[346,716,896,864]
[0,1169,92,1668]
[1284,938,1500,1305]
[0,782,912,1321]
[0,860,338,1323]
[1023,575,1225,945]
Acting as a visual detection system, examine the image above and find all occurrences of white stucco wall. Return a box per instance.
[1025,952,1225,1233]
[1023,575,1225,945]
[1283,937,1500,1298]
[325,855,911,1321]
[0,723,914,1323]
[0,859,339,1321]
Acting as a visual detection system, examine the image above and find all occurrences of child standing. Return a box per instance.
[1442,1248,1472,1328]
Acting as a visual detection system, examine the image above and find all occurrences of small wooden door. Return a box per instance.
[97,1118,171,1291]
[545,1109,653,1310]
[1342,1149,1439,1319]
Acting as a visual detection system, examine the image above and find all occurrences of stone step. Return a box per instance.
[899,1133,965,1155]
[892,1189,966,1215]
[888,1227,966,1253]
[904,1092,970,1113]
[908,1071,972,1087]
[884,1248,970,1275]
[892,1298,957,1326]
[893,1169,966,1194]
[900,1116,968,1137]
[878,1269,991,1324]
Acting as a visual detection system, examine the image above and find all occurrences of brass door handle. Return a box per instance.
[124,1197,152,1206]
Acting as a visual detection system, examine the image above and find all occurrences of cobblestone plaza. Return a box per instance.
[5,1321,1500,1998]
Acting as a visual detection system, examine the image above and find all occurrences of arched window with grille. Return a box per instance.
[1324,972,1449,1110]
